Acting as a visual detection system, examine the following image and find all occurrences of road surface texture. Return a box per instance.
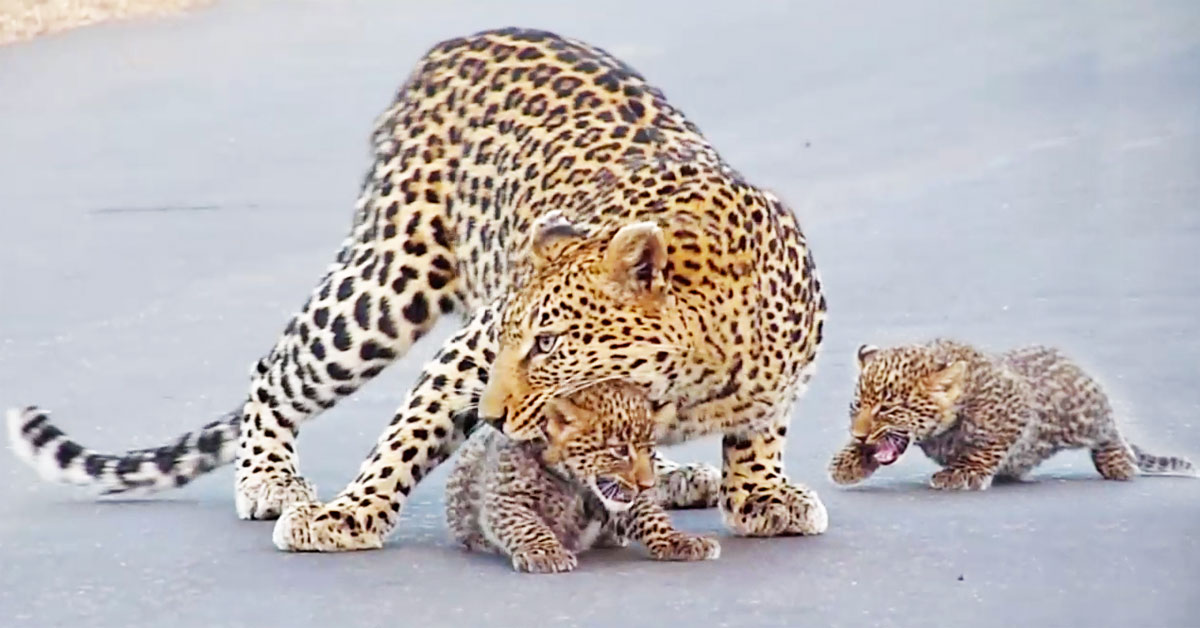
[1,2,1197,627]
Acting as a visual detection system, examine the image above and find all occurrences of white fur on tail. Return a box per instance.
[6,406,240,494]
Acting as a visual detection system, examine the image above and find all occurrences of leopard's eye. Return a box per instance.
[531,333,559,357]
[609,446,629,460]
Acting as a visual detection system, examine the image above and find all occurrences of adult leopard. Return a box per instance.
[7,27,828,551]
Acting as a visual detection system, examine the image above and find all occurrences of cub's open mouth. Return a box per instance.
[590,476,637,510]
[871,432,910,465]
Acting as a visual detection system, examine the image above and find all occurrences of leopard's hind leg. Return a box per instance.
[236,91,464,520]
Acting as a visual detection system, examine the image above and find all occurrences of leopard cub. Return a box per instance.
[445,381,720,574]
[829,339,1196,491]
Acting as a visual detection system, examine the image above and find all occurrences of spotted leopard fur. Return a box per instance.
[8,27,828,551]
[443,381,718,574]
[828,340,1197,490]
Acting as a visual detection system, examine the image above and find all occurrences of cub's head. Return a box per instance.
[479,211,682,440]
[541,381,665,512]
[849,344,967,465]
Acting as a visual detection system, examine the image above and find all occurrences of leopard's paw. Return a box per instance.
[272,501,384,552]
[648,532,721,561]
[658,462,721,509]
[722,482,828,537]
[235,473,317,520]
[930,467,993,491]
[510,546,578,574]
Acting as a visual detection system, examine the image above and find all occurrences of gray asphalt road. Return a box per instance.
[1,2,1198,627]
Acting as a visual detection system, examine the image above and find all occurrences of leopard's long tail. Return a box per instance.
[1130,443,1197,477]
[6,406,240,494]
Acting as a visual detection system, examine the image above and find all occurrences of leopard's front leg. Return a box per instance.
[272,303,500,551]
[720,421,828,537]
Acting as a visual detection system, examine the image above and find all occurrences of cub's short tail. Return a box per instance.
[6,406,240,494]
[1131,443,1197,477]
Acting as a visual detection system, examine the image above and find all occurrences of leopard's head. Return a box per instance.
[849,344,967,465]
[540,381,664,512]
[479,211,684,440]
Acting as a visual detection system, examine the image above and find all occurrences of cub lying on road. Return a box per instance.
[444,382,720,574]
[829,340,1196,490]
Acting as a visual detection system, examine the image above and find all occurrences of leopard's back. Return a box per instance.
[369,27,724,311]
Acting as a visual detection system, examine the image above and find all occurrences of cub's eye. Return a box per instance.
[530,333,560,357]
[609,446,629,459]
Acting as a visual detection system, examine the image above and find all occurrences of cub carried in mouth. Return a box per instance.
[445,381,720,574]
[829,340,1196,491]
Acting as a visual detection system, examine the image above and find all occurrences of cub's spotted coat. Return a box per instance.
[444,381,719,574]
[828,340,1196,490]
[8,27,828,551]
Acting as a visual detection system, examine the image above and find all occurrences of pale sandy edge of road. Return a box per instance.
[0,0,211,45]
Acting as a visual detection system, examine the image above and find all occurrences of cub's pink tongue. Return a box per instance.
[873,440,898,464]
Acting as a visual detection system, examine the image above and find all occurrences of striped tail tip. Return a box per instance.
[1131,443,1198,478]
[6,406,94,486]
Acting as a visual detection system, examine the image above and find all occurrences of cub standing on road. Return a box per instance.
[829,340,1196,489]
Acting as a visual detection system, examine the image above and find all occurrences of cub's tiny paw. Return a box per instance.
[649,533,721,561]
[235,473,317,520]
[511,547,578,574]
[930,468,993,491]
[828,446,879,486]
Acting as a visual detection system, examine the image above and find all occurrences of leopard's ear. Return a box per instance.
[530,211,586,268]
[603,222,668,296]
[856,344,879,369]
[925,361,967,408]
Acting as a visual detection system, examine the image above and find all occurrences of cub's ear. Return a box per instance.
[542,400,580,463]
[604,222,668,294]
[856,344,879,369]
[547,396,590,425]
[649,401,677,427]
[925,360,967,407]
[530,210,587,267]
